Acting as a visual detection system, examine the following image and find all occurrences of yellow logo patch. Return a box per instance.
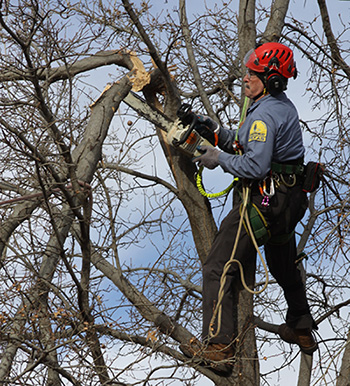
[248,120,267,142]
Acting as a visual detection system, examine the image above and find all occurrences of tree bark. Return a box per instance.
[234,2,260,384]
[336,330,350,386]
[317,0,350,78]
[261,0,290,43]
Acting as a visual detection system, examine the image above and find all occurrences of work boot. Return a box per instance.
[278,324,318,355]
[180,338,235,374]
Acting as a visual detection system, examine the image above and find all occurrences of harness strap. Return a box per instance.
[271,161,304,176]
[240,200,271,246]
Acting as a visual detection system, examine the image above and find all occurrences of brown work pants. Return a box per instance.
[202,180,315,344]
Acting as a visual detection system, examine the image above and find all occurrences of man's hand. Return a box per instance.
[193,146,220,169]
[194,115,220,146]
[176,104,220,146]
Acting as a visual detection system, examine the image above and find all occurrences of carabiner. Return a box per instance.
[263,177,275,198]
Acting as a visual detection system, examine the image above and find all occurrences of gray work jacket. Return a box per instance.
[217,93,305,180]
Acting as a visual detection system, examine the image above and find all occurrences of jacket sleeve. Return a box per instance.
[217,118,276,180]
[216,127,238,154]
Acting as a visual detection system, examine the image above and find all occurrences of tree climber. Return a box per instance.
[180,42,318,369]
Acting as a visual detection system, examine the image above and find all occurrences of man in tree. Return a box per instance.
[181,42,318,368]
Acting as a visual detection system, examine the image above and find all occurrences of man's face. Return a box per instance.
[243,69,265,100]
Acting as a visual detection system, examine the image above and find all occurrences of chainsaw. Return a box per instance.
[123,92,213,158]
[167,103,213,158]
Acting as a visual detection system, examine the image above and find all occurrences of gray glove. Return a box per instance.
[197,115,220,131]
[195,115,220,146]
[193,146,220,169]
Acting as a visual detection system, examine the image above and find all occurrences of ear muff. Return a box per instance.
[266,72,285,96]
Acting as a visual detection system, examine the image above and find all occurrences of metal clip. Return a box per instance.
[260,178,275,207]
[272,173,280,188]
[263,178,275,198]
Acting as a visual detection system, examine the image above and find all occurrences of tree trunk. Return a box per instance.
[336,330,350,386]
[235,2,260,384]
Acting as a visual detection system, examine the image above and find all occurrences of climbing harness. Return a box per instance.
[241,200,271,246]
[208,158,315,338]
[209,182,270,339]
[208,97,271,339]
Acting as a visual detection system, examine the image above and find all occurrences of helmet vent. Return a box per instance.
[269,56,280,68]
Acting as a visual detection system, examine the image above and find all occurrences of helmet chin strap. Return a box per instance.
[252,73,268,101]
[252,87,268,101]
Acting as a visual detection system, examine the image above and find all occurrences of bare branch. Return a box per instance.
[317,0,350,78]
[179,0,216,119]
[261,0,290,43]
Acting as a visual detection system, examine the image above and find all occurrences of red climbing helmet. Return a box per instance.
[244,42,297,79]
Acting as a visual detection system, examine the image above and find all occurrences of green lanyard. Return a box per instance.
[236,96,250,140]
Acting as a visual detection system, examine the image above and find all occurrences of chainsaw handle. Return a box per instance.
[172,113,198,147]
[177,103,193,122]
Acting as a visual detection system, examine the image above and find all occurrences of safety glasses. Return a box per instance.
[246,69,259,79]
